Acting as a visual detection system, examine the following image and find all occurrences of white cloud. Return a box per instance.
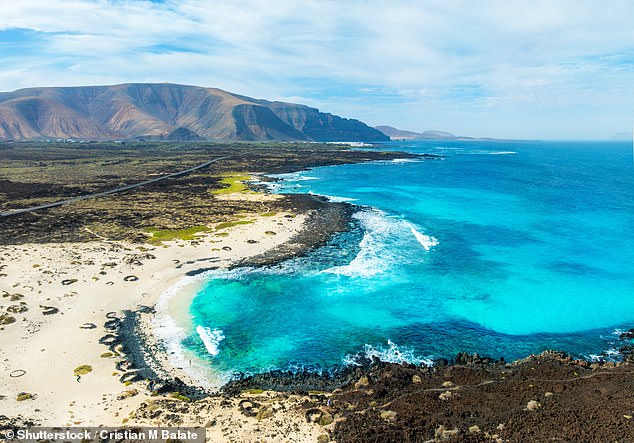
[1,0,634,138]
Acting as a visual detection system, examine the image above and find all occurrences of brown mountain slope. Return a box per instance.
[0,83,388,142]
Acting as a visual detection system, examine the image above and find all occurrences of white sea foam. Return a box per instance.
[409,226,439,251]
[391,158,421,163]
[196,325,225,356]
[323,210,438,278]
[153,269,238,390]
[323,210,394,278]
[326,141,373,147]
[588,348,620,362]
[308,191,357,203]
[586,328,629,362]
[324,231,389,278]
[343,340,433,366]
[463,150,517,155]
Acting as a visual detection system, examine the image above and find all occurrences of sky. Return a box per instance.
[1,0,634,139]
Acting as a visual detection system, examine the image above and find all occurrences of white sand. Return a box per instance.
[0,208,329,441]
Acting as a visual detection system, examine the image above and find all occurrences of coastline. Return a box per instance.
[2,144,634,440]
[0,193,320,426]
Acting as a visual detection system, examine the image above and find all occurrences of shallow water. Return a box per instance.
[180,140,634,379]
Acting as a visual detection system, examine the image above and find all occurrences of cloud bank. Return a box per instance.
[1,0,634,138]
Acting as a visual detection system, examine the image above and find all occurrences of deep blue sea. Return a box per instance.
[182,140,634,380]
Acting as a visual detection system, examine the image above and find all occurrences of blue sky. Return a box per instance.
[1,0,634,139]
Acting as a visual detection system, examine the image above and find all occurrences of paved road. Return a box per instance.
[0,156,230,218]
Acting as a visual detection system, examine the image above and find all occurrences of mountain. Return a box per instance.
[374,125,424,140]
[375,125,456,140]
[419,130,456,140]
[0,83,388,142]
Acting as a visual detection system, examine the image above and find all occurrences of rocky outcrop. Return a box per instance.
[0,83,388,142]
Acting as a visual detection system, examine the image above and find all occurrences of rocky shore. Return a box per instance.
[104,312,634,442]
[103,222,634,442]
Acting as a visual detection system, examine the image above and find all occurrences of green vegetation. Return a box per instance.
[318,413,334,426]
[211,173,252,195]
[256,407,274,421]
[100,352,113,358]
[0,314,16,325]
[260,211,277,217]
[146,225,210,245]
[16,392,33,401]
[170,391,192,402]
[245,388,264,395]
[118,389,138,400]
[73,365,93,376]
[214,220,253,230]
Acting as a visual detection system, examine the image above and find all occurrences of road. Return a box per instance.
[0,156,230,218]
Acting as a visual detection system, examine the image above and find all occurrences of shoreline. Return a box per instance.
[110,184,634,397]
[116,192,359,395]
[2,146,634,440]
[0,190,324,426]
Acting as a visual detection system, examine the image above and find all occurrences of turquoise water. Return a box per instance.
[183,140,634,378]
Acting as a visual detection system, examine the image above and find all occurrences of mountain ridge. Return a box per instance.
[375,125,457,140]
[0,83,388,142]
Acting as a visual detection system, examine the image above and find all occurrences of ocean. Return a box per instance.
[167,140,634,383]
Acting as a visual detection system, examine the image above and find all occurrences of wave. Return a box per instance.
[326,141,373,147]
[587,328,632,362]
[153,269,241,389]
[196,325,225,356]
[343,340,433,366]
[391,158,422,163]
[587,348,620,362]
[307,191,357,203]
[461,150,517,155]
[323,232,389,278]
[322,210,396,278]
[323,210,438,278]
[408,225,439,251]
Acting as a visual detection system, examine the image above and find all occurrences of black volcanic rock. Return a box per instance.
[0,83,388,142]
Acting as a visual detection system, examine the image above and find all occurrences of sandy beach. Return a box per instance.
[0,191,331,440]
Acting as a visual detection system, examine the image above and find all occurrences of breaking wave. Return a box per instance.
[196,326,225,356]
[343,340,433,366]
[408,224,439,251]
[323,210,438,278]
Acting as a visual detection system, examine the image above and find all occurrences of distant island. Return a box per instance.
[375,125,457,140]
[374,125,510,141]
[0,83,388,142]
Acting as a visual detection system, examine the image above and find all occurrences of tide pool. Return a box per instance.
[177,140,634,380]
